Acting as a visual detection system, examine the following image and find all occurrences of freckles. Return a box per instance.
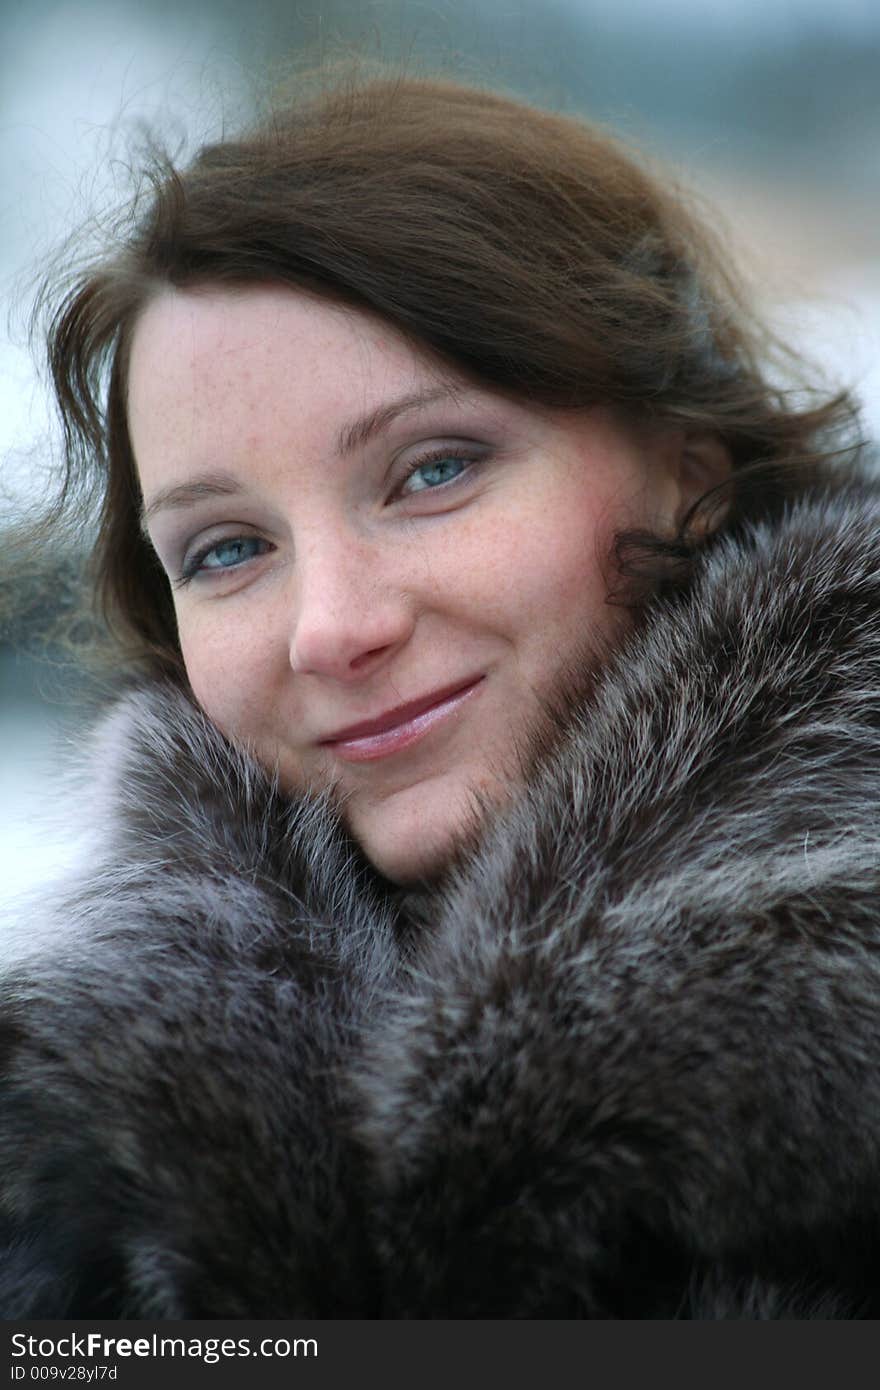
[502,512,601,616]
[178,615,245,727]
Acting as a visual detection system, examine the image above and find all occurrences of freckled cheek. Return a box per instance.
[176,609,280,743]
[464,506,611,635]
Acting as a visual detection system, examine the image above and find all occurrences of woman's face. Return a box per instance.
[130,285,695,882]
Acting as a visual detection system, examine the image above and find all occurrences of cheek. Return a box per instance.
[469,497,615,639]
[176,608,279,746]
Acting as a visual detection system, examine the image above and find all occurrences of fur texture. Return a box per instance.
[3,478,880,1318]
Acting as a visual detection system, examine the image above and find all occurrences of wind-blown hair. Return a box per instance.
[34,66,864,676]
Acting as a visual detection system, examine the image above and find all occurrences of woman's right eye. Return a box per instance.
[178,535,270,585]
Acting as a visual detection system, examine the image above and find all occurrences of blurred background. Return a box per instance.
[2,0,879,901]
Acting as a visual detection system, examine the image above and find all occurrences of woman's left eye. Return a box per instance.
[398,451,478,497]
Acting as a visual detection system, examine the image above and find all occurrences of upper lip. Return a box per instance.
[319,676,483,744]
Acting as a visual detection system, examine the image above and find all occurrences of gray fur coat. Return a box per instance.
[3,477,880,1319]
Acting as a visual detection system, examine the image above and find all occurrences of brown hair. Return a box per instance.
[34,67,864,677]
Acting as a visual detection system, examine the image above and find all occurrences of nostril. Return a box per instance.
[350,646,392,672]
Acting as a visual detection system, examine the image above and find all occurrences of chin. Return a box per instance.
[357,826,465,886]
[349,781,503,886]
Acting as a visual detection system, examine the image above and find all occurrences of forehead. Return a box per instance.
[126,284,447,433]
[127,285,527,516]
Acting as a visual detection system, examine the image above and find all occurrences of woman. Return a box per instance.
[2,71,879,1318]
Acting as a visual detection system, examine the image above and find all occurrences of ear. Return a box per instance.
[674,431,732,537]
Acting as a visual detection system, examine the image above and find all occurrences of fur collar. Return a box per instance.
[3,476,880,1317]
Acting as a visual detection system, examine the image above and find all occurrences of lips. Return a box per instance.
[319,677,484,763]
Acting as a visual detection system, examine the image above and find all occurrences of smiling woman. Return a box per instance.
[2,68,880,1319]
[129,285,704,880]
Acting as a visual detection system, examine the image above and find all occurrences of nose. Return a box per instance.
[288,533,415,682]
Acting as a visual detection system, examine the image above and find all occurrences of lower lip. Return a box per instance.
[323,679,484,763]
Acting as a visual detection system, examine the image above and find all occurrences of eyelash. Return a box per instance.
[176,535,270,587]
[175,446,483,586]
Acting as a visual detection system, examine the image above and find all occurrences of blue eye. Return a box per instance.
[180,535,268,583]
[401,454,471,495]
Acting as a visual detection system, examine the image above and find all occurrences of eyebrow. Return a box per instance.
[140,473,244,532]
[334,384,465,456]
[140,383,467,530]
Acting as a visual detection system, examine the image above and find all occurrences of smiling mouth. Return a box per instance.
[321,678,484,762]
